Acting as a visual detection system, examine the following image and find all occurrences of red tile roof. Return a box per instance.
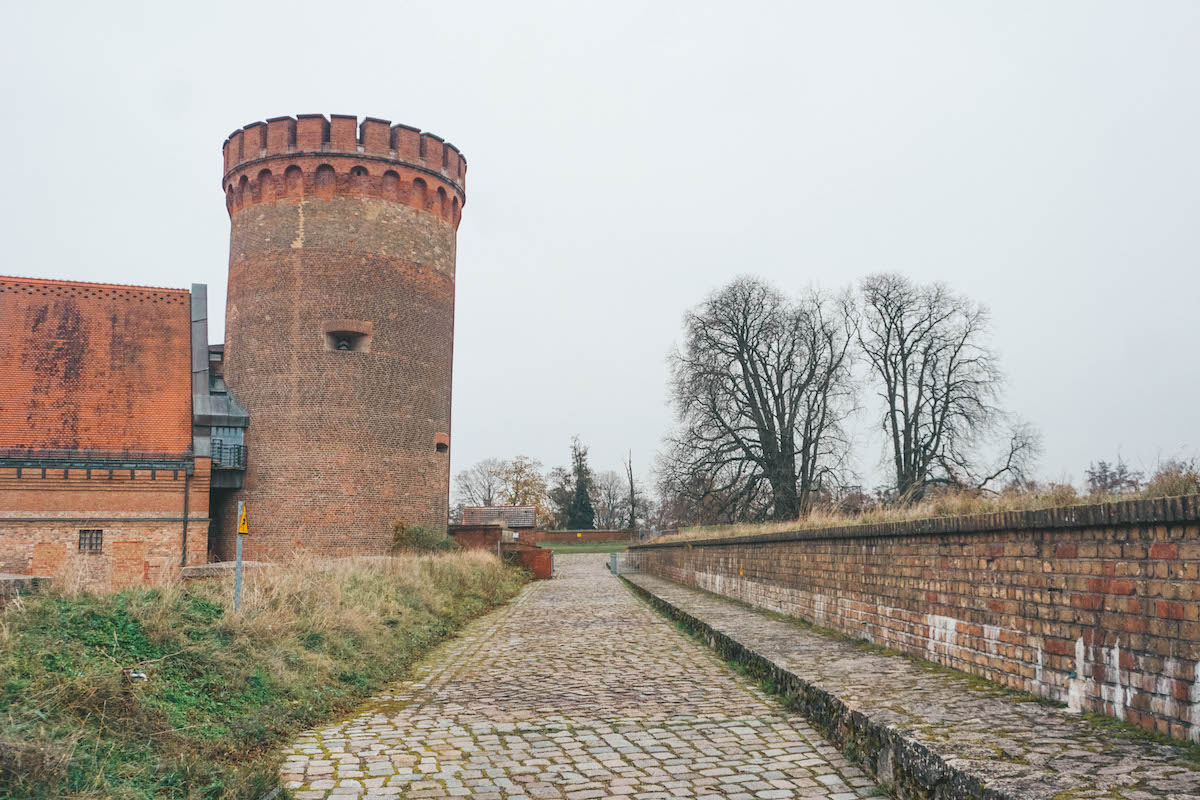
[462,506,537,528]
[0,275,193,455]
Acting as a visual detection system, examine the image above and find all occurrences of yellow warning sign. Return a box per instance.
[577,532,582,538]
[237,505,249,534]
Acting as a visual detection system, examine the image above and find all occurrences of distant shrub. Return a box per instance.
[392,522,457,553]
[1143,458,1200,499]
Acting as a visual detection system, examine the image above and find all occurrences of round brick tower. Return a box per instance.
[217,114,465,561]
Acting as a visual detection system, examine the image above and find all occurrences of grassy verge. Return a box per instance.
[537,541,629,554]
[657,487,1196,543]
[0,551,526,800]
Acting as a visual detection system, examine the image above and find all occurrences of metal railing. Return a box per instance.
[210,439,247,470]
[610,550,644,576]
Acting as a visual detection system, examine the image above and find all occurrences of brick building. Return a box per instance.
[462,506,537,532]
[0,112,465,587]
[0,277,238,587]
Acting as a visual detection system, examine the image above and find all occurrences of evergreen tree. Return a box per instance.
[566,437,596,529]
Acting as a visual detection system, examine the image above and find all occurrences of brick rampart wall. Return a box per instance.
[631,496,1200,742]
[502,543,552,580]
[448,524,508,552]
[537,530,634,544]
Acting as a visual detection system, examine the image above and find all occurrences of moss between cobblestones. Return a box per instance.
[1079,712,1200,765]
[0,553,526,800]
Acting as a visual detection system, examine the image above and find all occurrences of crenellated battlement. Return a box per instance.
[221,114,465,221]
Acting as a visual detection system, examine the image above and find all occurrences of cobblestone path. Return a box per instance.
[281,554,882,800]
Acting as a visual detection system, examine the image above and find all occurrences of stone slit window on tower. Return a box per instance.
[322,320,373,353]
[79,529,103,553]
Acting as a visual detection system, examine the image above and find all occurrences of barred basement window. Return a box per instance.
[79,529,103,553]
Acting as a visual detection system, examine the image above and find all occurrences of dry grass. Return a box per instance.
[656,485,1188,543]
[0,550,525,800]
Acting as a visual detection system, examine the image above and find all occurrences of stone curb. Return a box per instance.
[622,577,1014,800]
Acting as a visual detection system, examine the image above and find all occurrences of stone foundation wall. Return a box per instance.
[631,496,1200,742]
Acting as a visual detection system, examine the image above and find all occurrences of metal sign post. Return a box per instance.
[234,501,248,612]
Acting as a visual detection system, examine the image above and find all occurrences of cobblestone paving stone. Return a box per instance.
[280,555,882,800]
[624,572,1200,800]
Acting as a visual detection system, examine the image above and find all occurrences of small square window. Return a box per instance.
[325,331,370,352]
[79,529,103,553]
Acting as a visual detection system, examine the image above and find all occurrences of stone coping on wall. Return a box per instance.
[622,571,1200,799]
[631,494,1200,549]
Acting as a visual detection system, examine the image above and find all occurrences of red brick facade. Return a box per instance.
[632,496,1200,742]
[0,278,208,588]
[215,114,465,562]
[0,277,193,454]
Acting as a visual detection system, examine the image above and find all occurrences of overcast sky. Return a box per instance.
[3,1,1198,494]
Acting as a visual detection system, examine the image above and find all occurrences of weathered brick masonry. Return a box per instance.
[447,524,553,579]
[631,496,1200,741]
[217,114,465,561]
[0,277,210,587]
[0,460,210,586]
[536,530,635,544]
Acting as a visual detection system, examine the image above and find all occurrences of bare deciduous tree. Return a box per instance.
[592,470,626,529]
[453,457,506,507]
[624,450,642,529]
[856,273,1039,501]
[660,276,856,521]
[453,456,551,524]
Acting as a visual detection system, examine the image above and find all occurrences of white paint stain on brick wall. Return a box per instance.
[1192,661,1200,743]
[1068,637,1086,713]
[927,614,959,659]
[983,624,1001,655]
[1100,639,1131,721]
[812,592,830,626]
[1034,644,1044,693]
[1155,661,1178,723]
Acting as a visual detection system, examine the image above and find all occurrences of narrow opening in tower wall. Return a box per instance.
[325,330,370,352]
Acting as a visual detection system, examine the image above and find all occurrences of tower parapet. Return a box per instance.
[221,114,465,223]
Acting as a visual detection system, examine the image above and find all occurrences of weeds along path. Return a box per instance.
[281,553,880,800]
[0,551,524,800]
